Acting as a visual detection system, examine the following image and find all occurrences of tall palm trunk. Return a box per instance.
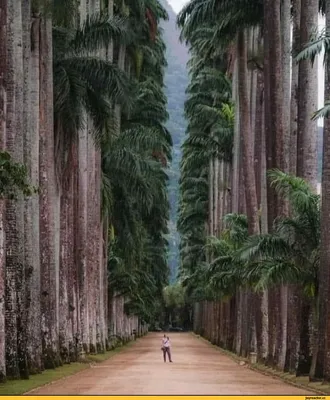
[89,0,102,353]
[268,0,287,370]
[106,0,116,343]
[297,0,318,189]
[114,0,126,135]
[24,3,42,374]
[5,0,28,378]
[314,0,330,379]
[77,128,89,354]
[0,0,6,382]
[237,29,259,357]
[237,32,258,235]
[4,0,18,378]
[59,178,71,362]
[76,0,89,356]
[290,0,300,177]
[208,157,214,238]
[231,58,243,355]
[114,43,126,133]
[286,0,301,375]
[95,150,104,351]
[86,129,96,352]
[214,156,219,237]
[232,59,240,215]
[14,0,28,378]
[39,15,60,368]
[296,0,318,376]
[254,64,269,361]
[263,0,280,367]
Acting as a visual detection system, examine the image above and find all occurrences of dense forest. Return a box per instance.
[177,0,330,382]
[0,0,172,382]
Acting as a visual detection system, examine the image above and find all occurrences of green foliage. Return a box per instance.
[163,283,185,309]
[177,0,263,48]
[102,0,171,325]
[179,170,320,305]
[53,11,134,182]
[177,6,234,292]
[0,151,37,199]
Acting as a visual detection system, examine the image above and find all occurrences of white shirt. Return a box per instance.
[162,338,170,348]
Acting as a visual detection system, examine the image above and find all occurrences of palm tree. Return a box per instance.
[296,0,330,379]
[52,8,133,355]
[101,0,171,341]
[178,0,265,358]
[238,170,320,375]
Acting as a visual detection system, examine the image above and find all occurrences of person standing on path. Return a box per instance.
[161,335,172,363]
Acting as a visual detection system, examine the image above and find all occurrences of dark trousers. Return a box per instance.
[163,347,172,362]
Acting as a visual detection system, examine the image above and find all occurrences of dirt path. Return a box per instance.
[30,333,313,395]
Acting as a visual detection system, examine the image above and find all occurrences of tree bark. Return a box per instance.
[24,4,42,374]
[5,0,27,379]
[296,0,318,189]
[290,0,301,177]
[0,0,7,382]
[39,16,60,368]
[285,0,301,376]
[237,29,259,357]
[237,30,259,237]
[315,0,330,379]
[296,0,318,376]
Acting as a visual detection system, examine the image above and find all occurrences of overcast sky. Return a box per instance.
[167,0,187,13]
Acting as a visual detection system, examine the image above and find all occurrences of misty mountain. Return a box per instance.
[161,0,188,282]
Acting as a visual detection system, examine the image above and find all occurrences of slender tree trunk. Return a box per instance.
[72,148,80,361]
[24,3,42,374]
[77,124,89,354]
[260,63,269,362]
[269,0,287,370]
[296,0,318,376]
[315,0,330,377]
[285,0,301,375]
[290,0,301,177]
[59,181,70,363]
[232,55,241,357]
[237,31,259,236]
[114,15,126,134]
[15,0,29,378]
[237,29,259,357]
[39,15,60,368]
[296,0,318,189]
[87,132,96,352]
[209,155,214,238]
[214,157,219,237]
[94,148,103,351]
[0,196,5,381]
[281,0,291,176]
[0,0,7,382]
[5,0,18,378]
[5,0,27,378]
[254,66,269,362]
[231,59,240,214]
[67,164,77,362]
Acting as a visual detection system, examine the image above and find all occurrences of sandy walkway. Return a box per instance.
[30,333,314,395]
